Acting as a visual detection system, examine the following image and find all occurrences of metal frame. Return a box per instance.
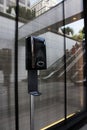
[83,0,87,111]
[14,0,19,130]
[62,0,67,121]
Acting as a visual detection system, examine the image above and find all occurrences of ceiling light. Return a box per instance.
[73,17,77,20]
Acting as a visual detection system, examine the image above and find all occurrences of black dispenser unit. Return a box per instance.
[26,36,46,96]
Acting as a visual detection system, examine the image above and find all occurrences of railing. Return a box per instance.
[41,46,83,80]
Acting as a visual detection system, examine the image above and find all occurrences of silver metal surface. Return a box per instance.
[30,95,34,130]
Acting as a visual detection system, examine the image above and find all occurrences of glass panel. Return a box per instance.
[64,0,85,115]
[19,0,25,4]
[35,29,65,129]
[0,7,4,12]
[0,0,3,4]
[18,44,31,130]
[18,2,30,130]
[18,0,85,129]
[18,1,65,130]
[0,0,16,130]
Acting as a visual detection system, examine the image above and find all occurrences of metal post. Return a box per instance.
[15,0,19,130]
[30,95,34,130]
[63,0,67,120]
[83,0,87,111]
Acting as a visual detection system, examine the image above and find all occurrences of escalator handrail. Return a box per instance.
[42,47,83,79]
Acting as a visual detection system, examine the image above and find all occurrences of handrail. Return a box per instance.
[42,46,83,79]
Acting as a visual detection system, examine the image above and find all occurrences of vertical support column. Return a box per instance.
[83,0,87,111]
[30,95,34,130]
[15,0,19,130]
[62,0,67,120]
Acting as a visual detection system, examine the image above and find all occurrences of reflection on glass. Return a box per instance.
[66,38,84,115]
[19,0,25,4]
[0,1,15,130]
[0,49,12,86]
[0,0,3,4]
[64,18,84,114]
[18,0,85,130]
[34,31,64,130]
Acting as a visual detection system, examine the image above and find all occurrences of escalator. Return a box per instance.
[40,45,84,83]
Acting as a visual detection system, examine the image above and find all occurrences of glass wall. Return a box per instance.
[64,0,84,116]
[34,20,65,129]
[0,0,3,4]
[18,1,65,130]
[18,0,85,130]
[0,0,85,130]
[19,0,25,4]
[18,44,31,130]
[0,1,16,130]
